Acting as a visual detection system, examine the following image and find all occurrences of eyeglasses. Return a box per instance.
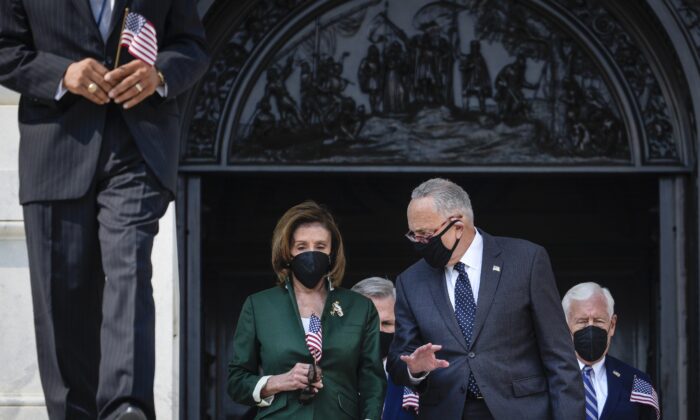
[405,217,458,244]
[298,362,321,404]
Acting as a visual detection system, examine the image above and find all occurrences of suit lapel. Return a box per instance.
[427,266,469,351]
[599,357,623,420]
[73,0,102,39]
[107,0,130,40]
[469,231,502,349]
[285,281,315,359]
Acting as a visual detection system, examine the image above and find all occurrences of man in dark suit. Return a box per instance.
[352,277,417,420]
[562,282,660,420]
[387,178,584,419]
[0,1,208,419]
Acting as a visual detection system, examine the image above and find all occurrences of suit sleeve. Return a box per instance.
[0,0,73,101]
[387,274,427,390]
[358,301,387,420]
[637,373,660,420]
[529,246,585,420]
[155,0,210,98]
[228,296,264,406]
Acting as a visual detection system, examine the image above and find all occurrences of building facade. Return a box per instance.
[2,0,700,419]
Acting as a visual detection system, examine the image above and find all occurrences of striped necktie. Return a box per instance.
[582,365,598,420]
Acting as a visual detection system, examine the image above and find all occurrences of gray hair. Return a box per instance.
[562,282,615,322]
[411,178,474,223]
[351,277,395,300]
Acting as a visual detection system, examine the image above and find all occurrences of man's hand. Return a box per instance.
[261,363,324,398]
[104,60,160,109]
[62,58,113,105]
[400,343,450,376]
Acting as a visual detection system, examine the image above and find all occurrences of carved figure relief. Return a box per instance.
[183,0,684,167]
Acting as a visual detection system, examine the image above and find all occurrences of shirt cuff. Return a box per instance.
[55,80,68,101]
[155,84,168,98]
[253,375,275,407]
[407,367,429,385]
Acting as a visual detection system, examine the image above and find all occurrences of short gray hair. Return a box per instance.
[351,277,395,300]
[411,178,474,223]
[562,282,615,322]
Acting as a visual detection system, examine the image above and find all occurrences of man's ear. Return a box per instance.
[453,219,465,237]
[609,314,618,337]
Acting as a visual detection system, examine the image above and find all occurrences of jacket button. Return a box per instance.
[468,352,475,359]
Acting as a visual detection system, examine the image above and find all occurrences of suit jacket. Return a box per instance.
[387,230,585,420]
[228,282,386,420]
[599,356,658,420]
[0,0,209,203]
[382,375,417,420]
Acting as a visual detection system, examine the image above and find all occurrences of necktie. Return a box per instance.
[90,0,113,41]
[454,262,481,397]
[582,365,598,420]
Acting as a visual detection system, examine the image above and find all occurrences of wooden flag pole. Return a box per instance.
[114,8,130,69]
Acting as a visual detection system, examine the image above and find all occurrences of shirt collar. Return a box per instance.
[463,228,483,270]
[446,228,483,274]
[578,355,607,378]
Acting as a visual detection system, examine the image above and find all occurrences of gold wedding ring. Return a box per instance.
[135,83,143,93]
[87,83,98,94]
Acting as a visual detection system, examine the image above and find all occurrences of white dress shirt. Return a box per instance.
[408,229,484,384]
[578,357,608,416]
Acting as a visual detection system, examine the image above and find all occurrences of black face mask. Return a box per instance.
[573,325,609,363]
[412,220,461,268]
[379,331,394,359]
[290,251,331,289]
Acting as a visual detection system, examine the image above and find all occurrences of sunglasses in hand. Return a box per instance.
[298,362,322,404]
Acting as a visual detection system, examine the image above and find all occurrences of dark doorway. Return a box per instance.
[199,173,659,419]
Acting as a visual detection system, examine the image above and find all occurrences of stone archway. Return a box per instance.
[177,1,700,418]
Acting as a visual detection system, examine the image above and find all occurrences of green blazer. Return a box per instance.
[228,281,386,419]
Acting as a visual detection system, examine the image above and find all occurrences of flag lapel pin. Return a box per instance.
[492,265,501,272]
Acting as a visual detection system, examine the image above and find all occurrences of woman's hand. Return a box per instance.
[261,363,324,398]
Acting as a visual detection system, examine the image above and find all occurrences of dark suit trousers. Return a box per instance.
[23,106,171,420]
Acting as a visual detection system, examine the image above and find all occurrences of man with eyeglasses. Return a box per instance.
[386,178,584,420]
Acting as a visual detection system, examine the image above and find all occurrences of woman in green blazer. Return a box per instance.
[228,201,386,419]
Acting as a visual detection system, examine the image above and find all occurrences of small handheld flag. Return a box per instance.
[402,387,419,413]
[630,375,660,420]
[117,11,158,66]
[305,313,323,363]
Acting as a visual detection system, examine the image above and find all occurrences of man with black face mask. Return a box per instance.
[352,277,417,420]
[563,282,660,420]
[387,178,584,420]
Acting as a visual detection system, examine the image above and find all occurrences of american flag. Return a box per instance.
[305,313,323,363]
[630,375,660,420]
[402,387,419,413]
[119,12,158,66]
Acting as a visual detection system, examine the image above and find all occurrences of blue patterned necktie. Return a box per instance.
[582,365,598,420]
[454,262,481,397]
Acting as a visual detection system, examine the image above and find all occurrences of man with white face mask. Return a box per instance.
[562,282,660,420]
